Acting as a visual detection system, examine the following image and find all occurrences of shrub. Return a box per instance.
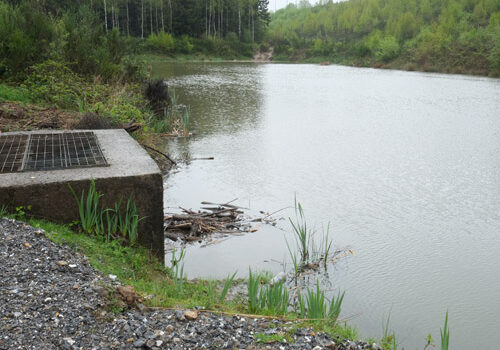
[146,31,175,53]
[23,60,84,109]
[376,36,400,62]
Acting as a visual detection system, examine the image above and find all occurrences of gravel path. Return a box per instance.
[0,218,379,350]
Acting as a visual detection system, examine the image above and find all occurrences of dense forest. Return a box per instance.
[269,0,500,75]
[0,0,270,81]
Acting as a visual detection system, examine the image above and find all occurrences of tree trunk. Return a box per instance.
[161,0,165,32]
[150,0,153,35]
[238,0,241,41]
[115,2,120,32]
[168,0,172,33]
[111,1,115,29]
[155,3,158,34]
[104,0,108,33]
[141,0,144,39]
[126,0,130,36]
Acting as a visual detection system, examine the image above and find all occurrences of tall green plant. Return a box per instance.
[69,179,101,235]
[441,311,450,350]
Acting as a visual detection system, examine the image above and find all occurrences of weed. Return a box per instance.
[219,271,237,303]
[254,332,291,344]
[14,205,32,220]
[69,180,144,246]
[0,205,8,217]
[248,268,261,313]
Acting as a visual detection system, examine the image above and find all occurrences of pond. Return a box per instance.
[153,61,500,350]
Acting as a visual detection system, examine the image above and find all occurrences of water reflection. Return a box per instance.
[155,61,500,350]
[152,62,265,137]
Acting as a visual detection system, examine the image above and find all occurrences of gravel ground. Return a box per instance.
[0,218,380,350]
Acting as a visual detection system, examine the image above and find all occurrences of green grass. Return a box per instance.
[254,332,293,344]
[0,83,33,104]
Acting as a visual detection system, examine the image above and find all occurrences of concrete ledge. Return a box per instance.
[0,129,164,259]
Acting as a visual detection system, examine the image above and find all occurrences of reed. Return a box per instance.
[69,181,144,246]
[219,271,237,303]
[440,311,450,350]
[247,268,260,313]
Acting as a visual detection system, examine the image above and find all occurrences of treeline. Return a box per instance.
[268,0,500,75]
[0,0,270,81]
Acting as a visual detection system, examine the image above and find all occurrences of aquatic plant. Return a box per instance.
[247,268,260,313]
[441,311,450,350]
[247,268,289,315]
[297,280,344,324]
[170,247,186,293]
[289,198,311,261]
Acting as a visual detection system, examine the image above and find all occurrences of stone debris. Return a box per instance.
[0,218,380,349]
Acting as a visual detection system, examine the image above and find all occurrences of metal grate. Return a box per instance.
[0,132,108,173]
[0,134,29,173]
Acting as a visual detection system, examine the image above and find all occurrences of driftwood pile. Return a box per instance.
[164,201,255,242]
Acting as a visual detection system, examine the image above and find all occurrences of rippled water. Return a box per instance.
[153,62,500,349]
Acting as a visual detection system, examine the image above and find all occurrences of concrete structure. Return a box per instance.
[0,129,164,259]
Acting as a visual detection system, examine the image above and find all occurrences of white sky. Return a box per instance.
[270,0,320,12]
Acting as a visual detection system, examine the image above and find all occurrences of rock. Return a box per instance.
[175,310,185,321]
[133,338,146,347]
[173,337,181,343]
[313,346,323,350]
[62,337,75,349]
[126,338,134,343]
[184,310,198,321]
[165,324,175,335]
[116,285,137,304]
[325,341,336,349]
[24,242,32,248]
[57,260,68,267]
[108,274,117,281]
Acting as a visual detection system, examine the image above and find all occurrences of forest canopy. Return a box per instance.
[268,0,500,75]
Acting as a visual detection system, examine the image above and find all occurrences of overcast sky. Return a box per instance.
[270,0,320,12]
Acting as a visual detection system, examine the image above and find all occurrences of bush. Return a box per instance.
[23,60,85,109]
[376,36,400,62]
[146,31,175,53]
[174,35,194,54]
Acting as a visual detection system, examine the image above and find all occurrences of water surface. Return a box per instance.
[153,62,500,349]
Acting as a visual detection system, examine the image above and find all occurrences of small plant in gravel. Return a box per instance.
[254,332,291,344]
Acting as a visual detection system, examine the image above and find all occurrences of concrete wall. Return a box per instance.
[0,130,164,260]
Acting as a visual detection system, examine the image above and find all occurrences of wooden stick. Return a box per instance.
[141,144,177,165]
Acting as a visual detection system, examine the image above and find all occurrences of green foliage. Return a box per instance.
[440,311,450,350]
[254,332,292,344]
[69,179,144,246]
[247,268,289,315]
[14,205,31,220]
[0,205,7,218]
[23,60,85,109]
[297,281,344,325]
[146,31,175,53]
[0,83,31,103]
[268,0,500,74]
[376,36,400,62]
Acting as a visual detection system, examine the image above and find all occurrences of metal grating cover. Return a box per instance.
[0,134,29,173]
[0,132,108,173]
